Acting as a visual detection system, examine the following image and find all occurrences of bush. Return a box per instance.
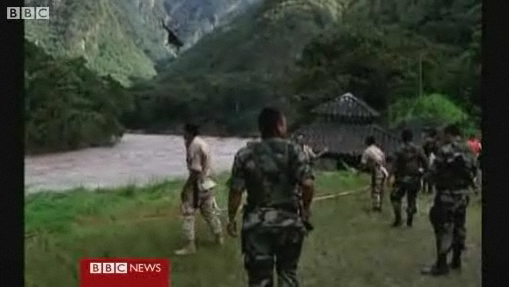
[388,93,474,130]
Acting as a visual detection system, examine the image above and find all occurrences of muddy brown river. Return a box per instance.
[24,134,251,193]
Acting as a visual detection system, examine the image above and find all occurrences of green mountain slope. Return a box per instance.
[127,0,480,134]
[165,0,343,76]
[25,0,171,86]
[129,0,347,133]
[24,0,262,86]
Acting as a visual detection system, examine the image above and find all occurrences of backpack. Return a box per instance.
[435,142,474,188]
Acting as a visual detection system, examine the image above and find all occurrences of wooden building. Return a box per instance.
[294,93,400,169]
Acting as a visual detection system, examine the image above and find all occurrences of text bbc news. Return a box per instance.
[89,263,163,274]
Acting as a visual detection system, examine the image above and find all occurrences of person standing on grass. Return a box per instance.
[295,134,328,165]
[466,133,481,157]
[422,124,476,276]
[226,107,315,287]
[466,133,481,192]
[360,136,388,212]
[389,129,428,227]
[422,129,439,194]
[175,123,224,256]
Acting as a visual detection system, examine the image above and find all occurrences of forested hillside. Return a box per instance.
[126,0,481,134]
[294,0,481,125]
[25,40,132,154]
[24,0,171,86]
[24,0,262,153]
[125,0,347,133]
[24,0,257,86]
[25,0,481,152]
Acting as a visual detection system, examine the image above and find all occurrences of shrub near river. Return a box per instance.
[25,172,481,287]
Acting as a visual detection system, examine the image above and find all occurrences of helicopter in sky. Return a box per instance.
[161,18,184,53]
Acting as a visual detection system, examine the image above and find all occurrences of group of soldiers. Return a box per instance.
[173,107,481,286]
[358,123,480,276]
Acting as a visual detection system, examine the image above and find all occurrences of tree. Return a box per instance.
[25,40,132,153]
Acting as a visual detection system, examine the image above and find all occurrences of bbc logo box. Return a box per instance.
[79,258,170,287]
[6,7,50,20]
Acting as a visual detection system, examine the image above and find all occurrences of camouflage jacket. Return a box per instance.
[393,142,428,182]
[228,138,313,231]
[429,138,476,190]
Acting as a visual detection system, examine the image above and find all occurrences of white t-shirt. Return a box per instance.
[361,144,385,166]
[186,136,211,177]
[361,145,387,178]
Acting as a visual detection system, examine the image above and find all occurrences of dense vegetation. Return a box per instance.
[25,40,132,154]
[25,0,481,151]
[126,0,481,134]
[294,0,481,125]
[388,93,471,128]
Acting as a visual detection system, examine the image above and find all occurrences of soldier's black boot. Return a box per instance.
[450,248,462,270]
[392,212,402,227]
[406,215,413,227]
[421,255,449,276]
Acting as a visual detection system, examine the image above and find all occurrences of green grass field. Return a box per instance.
[25,172,481,287]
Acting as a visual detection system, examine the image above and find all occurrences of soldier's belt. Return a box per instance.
[244,203,299,213]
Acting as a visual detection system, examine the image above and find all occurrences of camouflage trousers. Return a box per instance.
[180,184,222,241]
[371,174,385,209]
[390,179,420,218]
[429,189,469,257]
[241,226,305,287]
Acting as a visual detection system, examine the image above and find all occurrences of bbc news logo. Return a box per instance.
[6,7,50,20]
[79,258,170,287]
[90,262,163,273]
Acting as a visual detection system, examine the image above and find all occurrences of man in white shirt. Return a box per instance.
[360,136,387,212]
[295,134,328,164]
[175,123,224,256]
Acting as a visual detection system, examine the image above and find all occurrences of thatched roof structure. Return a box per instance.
[295,92,400,161]
[295,123,400,157]
[311,93,380,123]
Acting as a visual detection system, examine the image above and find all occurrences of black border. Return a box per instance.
[0,0,506,286]
[1,0,24,286]
[483,0,509,286]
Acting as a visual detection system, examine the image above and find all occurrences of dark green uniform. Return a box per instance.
[426,137,476,273]
[229,138,313,287]
[390,142,428,226]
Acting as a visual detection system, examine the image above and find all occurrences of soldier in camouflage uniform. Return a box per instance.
[227,108,315,287]
[421,124,477,276]
[390,129,428,227]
